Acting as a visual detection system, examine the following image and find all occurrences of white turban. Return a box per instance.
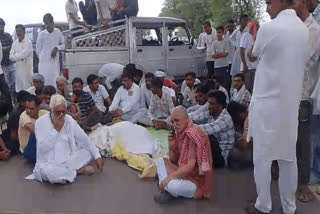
[49,94,67,110]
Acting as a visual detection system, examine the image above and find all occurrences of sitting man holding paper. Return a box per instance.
[26,94,104,184]
[154,106,213,203]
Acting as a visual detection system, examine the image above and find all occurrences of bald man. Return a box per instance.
[154,106,213,204]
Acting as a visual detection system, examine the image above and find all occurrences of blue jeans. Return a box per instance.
[2,64,16,95]
[310,115,320,183]
[23,134,37,164]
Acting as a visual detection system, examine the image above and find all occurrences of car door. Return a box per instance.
[166,23,195,79]
[132,22,166,73]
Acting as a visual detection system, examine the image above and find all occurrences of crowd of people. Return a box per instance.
[1,0,320,213]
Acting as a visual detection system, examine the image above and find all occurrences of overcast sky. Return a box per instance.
[0,0,165,33]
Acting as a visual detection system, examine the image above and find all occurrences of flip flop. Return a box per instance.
[297,189,315,203]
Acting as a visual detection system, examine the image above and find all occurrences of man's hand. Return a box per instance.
[112,109,123,118]
[160,176,172,192]
[243,64,249,73]
[154,121,168,130]
[0,150,11,161]
[95,158,104,171]
[51,47,58,58]
[70,93,78,103]
[101,19,109,29]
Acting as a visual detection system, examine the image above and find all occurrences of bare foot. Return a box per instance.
[77,165,96,176]
[297,184,314,203]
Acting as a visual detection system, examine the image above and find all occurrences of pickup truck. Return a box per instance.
[61,17,206,82]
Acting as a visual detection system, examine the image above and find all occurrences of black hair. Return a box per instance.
[123,63,137,74]
[228,19,235,24]
[215,74,225,84]
[145,72,155,79]
[133,69,143,78]
[0,18,5,26]
[240,14,249,21]
[0,100,9,117]
[227,101,247,126]
[151,78,163,89]
[26,95,42,107]
[234,73,245,82]
[195,83,210,94]
[41,85,56,96]
[216,25,225,32]
[185,72,196,79]
[16,90,31,103]
[121,71,134,81]
[207,90,226,108]
[72,77,84,85]
[87,74,99,85]
[43,13,54,23]
[15,24,25,32]
[203,21,211,27]
[193,83,200,90]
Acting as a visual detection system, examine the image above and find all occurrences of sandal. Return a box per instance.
[297,188,315,203]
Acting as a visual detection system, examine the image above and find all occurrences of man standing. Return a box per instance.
[66,0,92,38]
[26,94,104,184]
[225,19,236,73]
[230,73,251,107]
[95,0,112,28]
[36,14,65,87]
[112,0,139,20]
[229,14,249,77]
[154,106,213,203]
[245,0,309,213]
[240,21,258,93]
[202,21,217,79]
[9,25,33,93]
[0,18,15,103]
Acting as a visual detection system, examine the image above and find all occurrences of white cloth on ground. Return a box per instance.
[254,159,297,214]
[9,38,33,92]
[26,114,101,184]
[36,28,65,87]
[156,158,196,198]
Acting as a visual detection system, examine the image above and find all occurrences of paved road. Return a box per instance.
[0,156,319,214]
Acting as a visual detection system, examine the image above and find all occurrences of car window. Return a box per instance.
[167,25,191,46]
[136,28,162,46]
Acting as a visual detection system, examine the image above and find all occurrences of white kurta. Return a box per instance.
[36,28,65,87]
[0,41,3,75]
[26,114,101,184]
[248,9,309,161]
[9,38,33,92]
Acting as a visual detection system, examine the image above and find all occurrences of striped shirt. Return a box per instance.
[0,32,13,66]
[67,91,96,118]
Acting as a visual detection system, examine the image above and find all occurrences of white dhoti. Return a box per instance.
[156,158,196,198]
[254,159,297,214]
[28,149,93,184]
[121,108,147,124]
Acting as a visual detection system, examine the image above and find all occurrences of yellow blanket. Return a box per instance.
[111,142,157,178]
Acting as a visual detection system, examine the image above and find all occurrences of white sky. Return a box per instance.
[0,0,165,33]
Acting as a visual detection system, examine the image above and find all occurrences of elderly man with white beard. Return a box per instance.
[26,94,104,184]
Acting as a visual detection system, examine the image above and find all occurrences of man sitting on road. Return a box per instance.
[140,72,155,110]
[214,74,229,104]
[109,71,145,123]
[84,74,112,124]
[192,90,235,168]
[27,73,45,97]
[67,78,107,131]
[180,72,197,109]
[40,85,56,111]
[230,73,251,107]
[154,106,213,203]
[139,78,174,129]
[19,95,48,163]
[26,94,104,184]
[188,83,210,117]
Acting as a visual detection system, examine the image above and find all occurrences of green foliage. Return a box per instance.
[160,0,262,37]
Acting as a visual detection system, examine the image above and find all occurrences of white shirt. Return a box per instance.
[181,78,201,93]
[212,39,229,68]
[248,9,309,161]
[140,83,152,109]
[0,41,3,75]
[9,38,33,92]
[182,86,197,108]
[225,31,236,64]
[26,86,36,95]
[109,83,141,114]
[65,0,81,30]
[29,114,101,183]
[36,28,65,87]
[83,85,110,112]
[95,0,111,20]
[97,63,124,90]
[218,85,229,104]
[203,29,217,61]
[229,27,248,76]
[240,32,257,71]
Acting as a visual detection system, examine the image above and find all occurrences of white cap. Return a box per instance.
[155,70,166,78]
